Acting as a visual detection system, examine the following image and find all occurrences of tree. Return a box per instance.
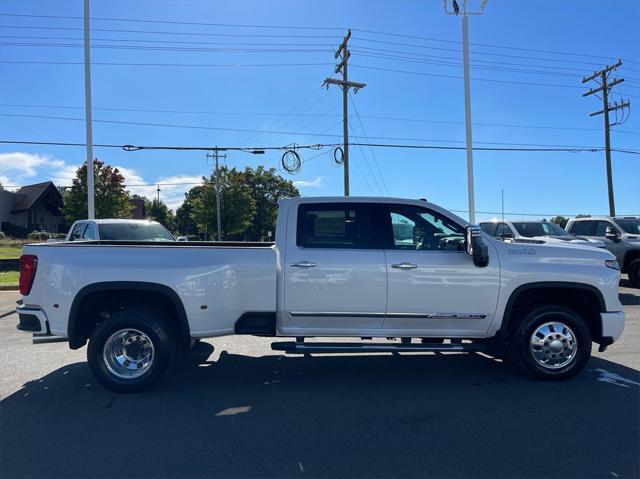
[549,216,569,229]
[62,159,132,224]
[148,198,176,232]
[242,166,299,241]
[191,167,256,240]
[175,187,202,237]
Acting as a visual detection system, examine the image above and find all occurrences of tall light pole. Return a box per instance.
[83,0,95,219]
[443,0,488,224]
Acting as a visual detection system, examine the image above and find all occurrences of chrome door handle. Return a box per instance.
[391,262,418,269]
[290,261,316,268]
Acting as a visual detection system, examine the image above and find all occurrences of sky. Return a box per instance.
[0,0,639,219]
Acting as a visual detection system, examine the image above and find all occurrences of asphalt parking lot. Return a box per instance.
[1,282,638,479]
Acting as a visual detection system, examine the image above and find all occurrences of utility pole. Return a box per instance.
[83,0,95,219]
[323,29,366,196]
[156,185,161,203]
[582,59,630,217]
[206,150,226,241]
[443,0,488,224]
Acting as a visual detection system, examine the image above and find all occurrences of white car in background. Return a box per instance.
[479,220,605,248]
[65,219,175,242]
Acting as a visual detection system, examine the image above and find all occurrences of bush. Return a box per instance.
[27,231,51,241]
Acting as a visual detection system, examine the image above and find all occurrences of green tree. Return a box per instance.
[62,159,132,224]
[242,166,299,241]
[549,216,569,229]
[192,167,256,240]
[148,198,176,232]
[175,187,202,236]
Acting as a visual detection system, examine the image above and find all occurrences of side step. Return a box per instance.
[271,340,486,354]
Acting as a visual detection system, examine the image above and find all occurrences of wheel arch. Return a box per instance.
[68,281,190,349]
[499,282,606,342]
[622,249,640,274]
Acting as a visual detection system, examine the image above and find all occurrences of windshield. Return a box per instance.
[98,223,175,241]
[616,219,640,234]
[512,222,569,238]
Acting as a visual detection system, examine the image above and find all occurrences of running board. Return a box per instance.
[271,340,486,354]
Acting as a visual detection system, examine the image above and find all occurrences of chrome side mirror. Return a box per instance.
[466,225,489,267]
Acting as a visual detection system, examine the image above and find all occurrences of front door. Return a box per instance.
[382,203,501,336]
[283,202,387,332]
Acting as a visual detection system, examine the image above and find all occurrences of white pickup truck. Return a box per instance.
[16,197,625,392]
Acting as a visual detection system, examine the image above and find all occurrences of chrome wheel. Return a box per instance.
[103,328,155,379]
[529,321,577,369]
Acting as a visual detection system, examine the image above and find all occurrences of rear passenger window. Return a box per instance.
[297,203,379,249]
[480,223,496,236]
[570,221,594,235]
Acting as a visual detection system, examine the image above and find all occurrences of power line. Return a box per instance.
[0,60,333,67]
[3,113,638,149]
[2,102,638,136]
[1,12,636,64]
[350,64,584,89]
[1,139,638,154]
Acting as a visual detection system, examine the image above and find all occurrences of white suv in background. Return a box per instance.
[479,220,605,248]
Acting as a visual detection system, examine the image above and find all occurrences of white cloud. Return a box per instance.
[115,165,202,211]
[0,152,50,179]
[293,176,324,188]
[0,152,79,188]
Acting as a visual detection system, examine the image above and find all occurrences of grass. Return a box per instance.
[0,246,22,260]
[0,271,19,285]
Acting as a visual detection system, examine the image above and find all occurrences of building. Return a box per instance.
[0,181,65,234]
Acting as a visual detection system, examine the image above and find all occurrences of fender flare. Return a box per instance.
[498,281,606,337]
[68,281,190,349]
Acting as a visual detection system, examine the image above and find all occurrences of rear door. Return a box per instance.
[283,202,387,331]
[381,203,501,336]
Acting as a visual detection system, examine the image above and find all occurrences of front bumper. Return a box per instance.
[600,311,625,342]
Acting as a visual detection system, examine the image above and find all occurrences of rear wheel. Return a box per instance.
[628,258,640,288]
[508,305,591,381]
[87,306,178,393]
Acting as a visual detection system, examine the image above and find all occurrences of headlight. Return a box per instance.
[605,259,620,270]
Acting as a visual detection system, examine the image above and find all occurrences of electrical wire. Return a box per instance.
[1,139,638,154]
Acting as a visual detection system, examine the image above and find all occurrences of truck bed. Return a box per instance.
[22,241,277,338]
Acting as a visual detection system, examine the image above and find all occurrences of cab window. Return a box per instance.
[495,223,514,239]
[385,205,464,251]
[69,223,87,241]
[296,203,380,249]
[569,221,594,235]
[594,221,617,237]
[82,223,97,240]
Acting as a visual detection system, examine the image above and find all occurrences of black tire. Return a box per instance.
[87,306,178,393]
[508,305,591,381]
[628,258,640,288]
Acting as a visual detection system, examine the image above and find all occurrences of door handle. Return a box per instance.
[290,261,316,268]
[391,262,418,269]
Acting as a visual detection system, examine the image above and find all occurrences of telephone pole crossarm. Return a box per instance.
[582,59,623,83]
[582,77,624,97]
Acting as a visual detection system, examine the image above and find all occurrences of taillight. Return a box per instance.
[19,254,38,296]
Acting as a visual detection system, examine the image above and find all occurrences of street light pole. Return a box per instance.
[461,12,476,224]
[83,0,95,219]
[443,0,488,224]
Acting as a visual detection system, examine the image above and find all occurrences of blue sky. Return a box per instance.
[0,0,638,218]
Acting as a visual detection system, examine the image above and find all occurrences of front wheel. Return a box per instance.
[508,305,591,381]
[87,306,178,393]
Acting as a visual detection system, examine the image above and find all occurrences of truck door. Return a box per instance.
[283,202,387,331]
[381,203,500,336]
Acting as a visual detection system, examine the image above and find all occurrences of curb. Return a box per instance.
[0,285,19,291]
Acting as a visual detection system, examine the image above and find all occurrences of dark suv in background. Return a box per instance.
[565,216,640,287]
